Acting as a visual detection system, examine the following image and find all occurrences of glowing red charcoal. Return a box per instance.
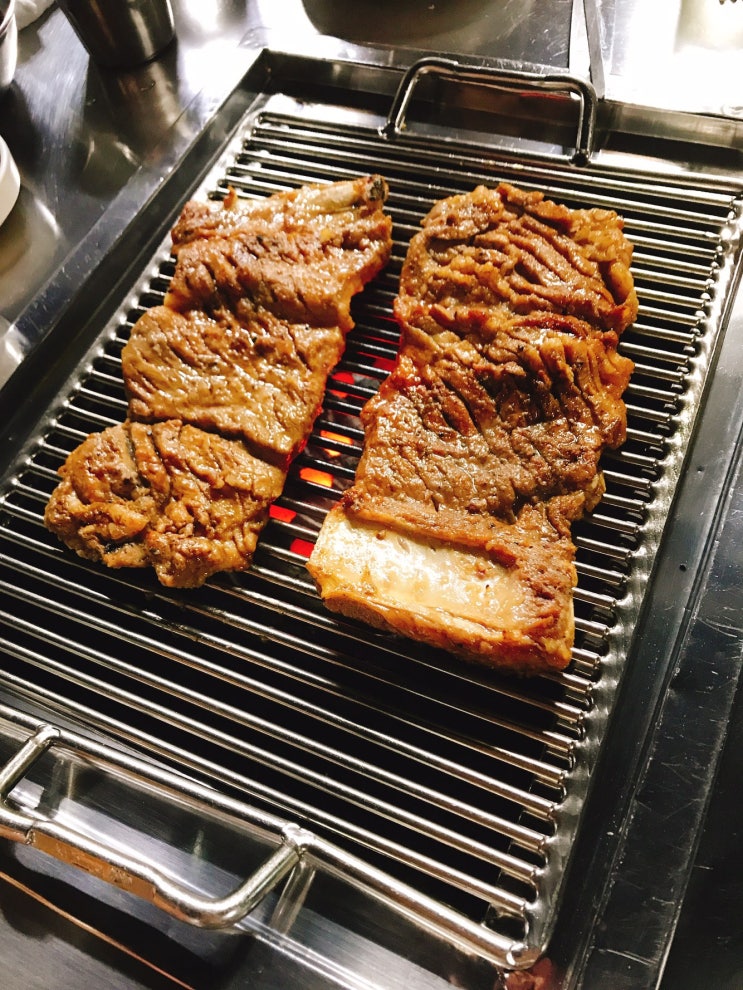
[300,467,334,488]
[269,504,296,523]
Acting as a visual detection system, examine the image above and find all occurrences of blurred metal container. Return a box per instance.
[0,0,17,91]
[56,0,175,69]
[0,134,20,228]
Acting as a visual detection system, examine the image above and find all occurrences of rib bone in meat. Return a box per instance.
[308,183,636,674]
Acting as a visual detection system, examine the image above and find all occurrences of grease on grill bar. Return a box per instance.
[0,103,740,966]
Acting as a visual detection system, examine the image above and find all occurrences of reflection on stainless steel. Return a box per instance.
[252,0,573,65]
[576,0,605,97]
[56,0,175,69]
[300,0,572,63]
[82,58,188,171]
[0,186,62,322]
[0,317,24,385]
[0,718,309,931]
[176,0,247,41]
[0,135,20,226]
[596,0,743,116]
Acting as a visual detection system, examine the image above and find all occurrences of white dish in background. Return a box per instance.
[0,135,20,227]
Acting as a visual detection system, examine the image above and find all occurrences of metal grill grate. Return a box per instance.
[0,98,741,959]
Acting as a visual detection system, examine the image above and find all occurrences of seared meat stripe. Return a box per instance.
[308,183,637,674]
[45,177,393,587]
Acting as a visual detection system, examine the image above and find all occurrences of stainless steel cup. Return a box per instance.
[56,0,176,69]
[0,0,17,92]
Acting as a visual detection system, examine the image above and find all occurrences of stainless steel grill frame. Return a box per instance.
[0,55,742,981]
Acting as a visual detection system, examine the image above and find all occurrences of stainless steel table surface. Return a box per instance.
[0,0,259,382]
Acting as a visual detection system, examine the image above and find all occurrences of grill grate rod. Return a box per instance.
[0,630,545,908]
[0,530,589,749]
[0,621,549,880]
[0,686,536,929]
[0,572,564,827]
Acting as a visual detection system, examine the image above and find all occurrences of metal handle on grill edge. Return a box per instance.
[0,710,533,968]
[0,723,311,929]
[382,56,598,165]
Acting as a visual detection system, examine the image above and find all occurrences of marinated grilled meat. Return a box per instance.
[165,177,392,330]
[345,307,632,538]
[46,176,393,586]
[396,182,637,335]
[308,506,578,671]
[308,183,636,674]
[123,177,392,467]
[123,304,347,468]
[44,421,286,588]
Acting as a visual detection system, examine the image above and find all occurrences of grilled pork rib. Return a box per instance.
[395,181,637,333]
[44,421,286,588]
[46,177,393,587]
[122,304,349,469]
[165,176,392,329]
[308,183,636,673]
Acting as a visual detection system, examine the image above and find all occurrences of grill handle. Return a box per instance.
[0,708,530,966]
[382,56,598,164]
[0,724,313,929]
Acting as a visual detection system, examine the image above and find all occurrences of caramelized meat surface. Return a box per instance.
[396,182,637,334]
[46,176,392,586]
[123,176,392,468]
[309,183,636,673]
[44,421,286,588]
[165,176,392,330]
[347,306,632,539]
[123,304,347,467]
